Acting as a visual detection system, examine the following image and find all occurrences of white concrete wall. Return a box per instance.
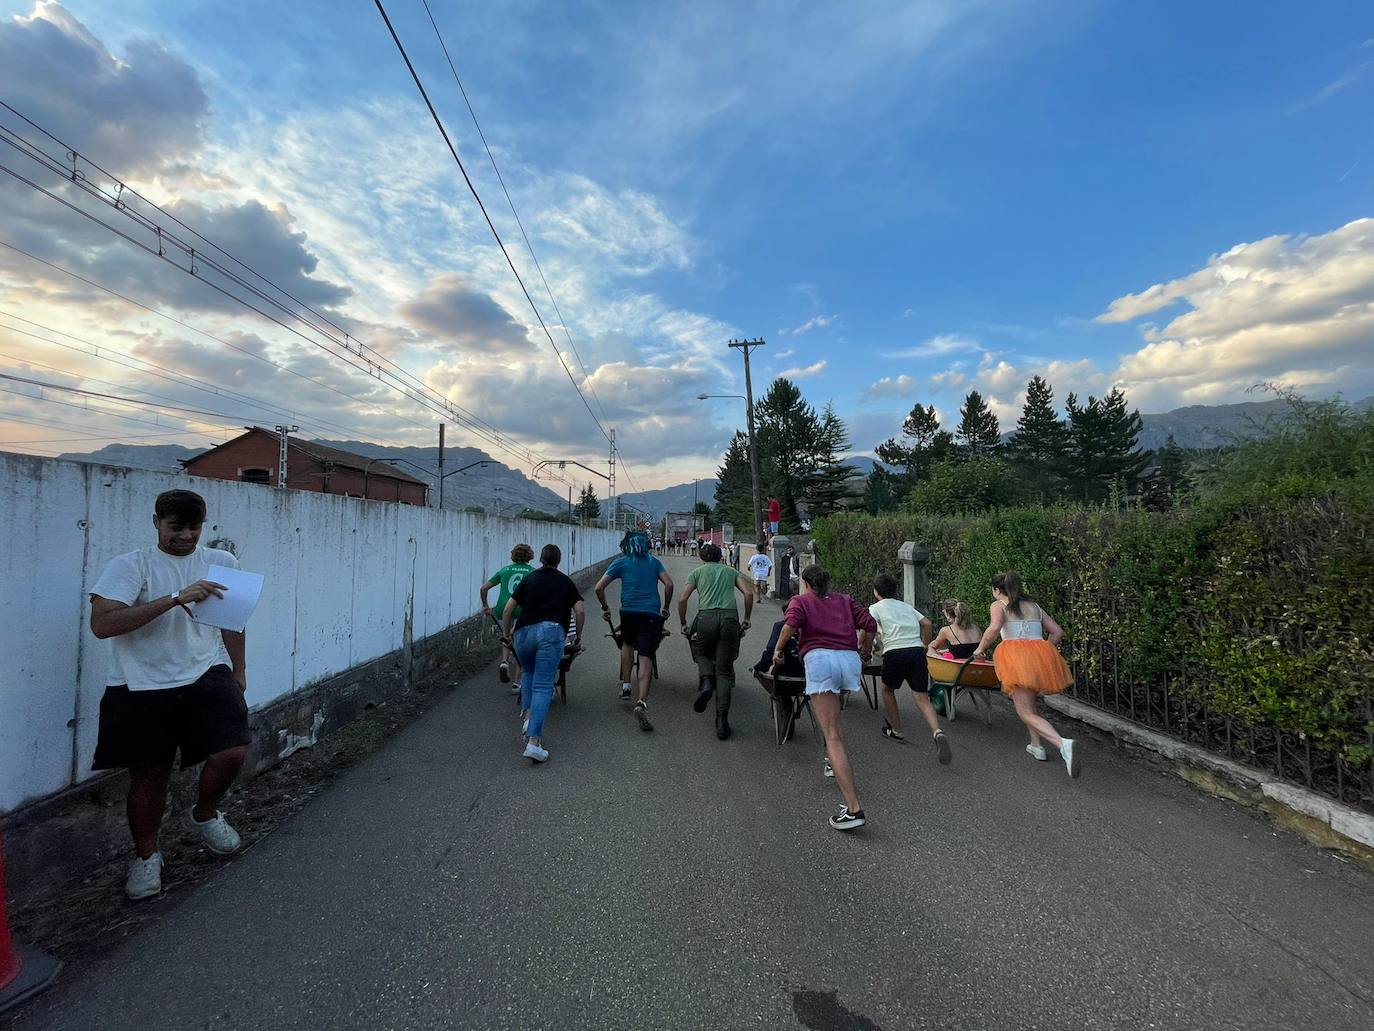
[0,453,620,813]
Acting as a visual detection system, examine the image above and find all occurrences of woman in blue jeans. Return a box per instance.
[503,543,586,763]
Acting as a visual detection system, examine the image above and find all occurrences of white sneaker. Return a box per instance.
[1062,739,1082,778]
[125,852,163,900]
[823,757,835,778]
[189,808,242,854]
[523,742,549,763]
[1026,744,1048,761]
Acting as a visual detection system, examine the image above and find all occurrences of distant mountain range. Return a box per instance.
[56,439,569,515]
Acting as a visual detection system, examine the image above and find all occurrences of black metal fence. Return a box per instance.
[1062,616,1374,816]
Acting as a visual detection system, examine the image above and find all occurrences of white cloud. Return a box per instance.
[774,348,796,359]
[781,314,834,336]
[882,333,982,359]
[866,374,917,398]
[1100,218,1374,409]
[778,360,827,380]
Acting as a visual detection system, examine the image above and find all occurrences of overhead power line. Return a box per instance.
[0,238,432,432]
[0,310,417,446]
[419,0,612,432]
[0,108,584,485]
[372,0,612,448]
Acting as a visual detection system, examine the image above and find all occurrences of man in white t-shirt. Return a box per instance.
[89,489,252,900]
[747,543,773,601]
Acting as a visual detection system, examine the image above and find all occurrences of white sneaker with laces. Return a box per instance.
[523,742,549,763]
[189,808,241,854]
[1026,744,1048,761]
[823,757,835,778]
[125,852,163,900]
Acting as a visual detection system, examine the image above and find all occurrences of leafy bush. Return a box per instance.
[813,396,1374,783]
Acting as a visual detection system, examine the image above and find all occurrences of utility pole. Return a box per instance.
[609,428,617,530]
[274,424,298,489]
[727,338,766,544]
[437,423,445,509]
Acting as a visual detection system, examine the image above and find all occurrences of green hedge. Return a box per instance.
[811,485,1374,773]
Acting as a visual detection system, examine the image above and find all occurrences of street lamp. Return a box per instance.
[697,392,763,545]
[437,460,495,509]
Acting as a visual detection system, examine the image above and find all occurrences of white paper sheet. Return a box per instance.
[190,564,265,632]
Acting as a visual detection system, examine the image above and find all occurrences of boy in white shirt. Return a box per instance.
[747,543,773,600]
[869,573,951,764]
[89,489,251,899]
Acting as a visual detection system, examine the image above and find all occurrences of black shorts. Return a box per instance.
[880,647,929,693]
[619,610,666,657]
[92,664,251,771]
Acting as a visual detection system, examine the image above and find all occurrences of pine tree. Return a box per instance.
[575,483,601,524]
[1156,434,1189,496]
[1006,375,1071,498]
[1065,392,1107,502]
[1100,387,1148,490]
[874,402,954,496]
[1065,387,1146,503]
[956,390,1001,457]
[755,377,825,531]
[712,432,754,530]
[806,402,858,518]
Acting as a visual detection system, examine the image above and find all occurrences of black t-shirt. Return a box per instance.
[511,567,583,631]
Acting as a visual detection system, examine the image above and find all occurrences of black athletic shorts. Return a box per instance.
[619,610,666,657]
[92,663,251,771]
[880,646,929,693]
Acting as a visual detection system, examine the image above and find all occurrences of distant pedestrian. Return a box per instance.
[869,574,950,764]
[678,544,755,739]
[88,489,250,900]
[767,496,781,536]
[972,571,1080,777]
[504,544,586,763]
[481,543,535,693]
[772,565,877,831]
[747,543,772,600]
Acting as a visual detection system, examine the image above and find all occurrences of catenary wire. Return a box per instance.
[0,132,579,483]
[372,0,612,448]
[418,0,612,431]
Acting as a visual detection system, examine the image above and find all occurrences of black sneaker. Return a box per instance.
[619,684,632,701]
[828,805,866,831]
[693,683,714,713]
[634,701,654,732]
[716,714,731,740]
[934,730,952,765]
[881,722,904,741]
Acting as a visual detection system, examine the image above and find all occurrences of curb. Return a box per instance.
[1043,695,1374,862]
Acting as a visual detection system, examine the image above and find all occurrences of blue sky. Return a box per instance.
[0,1,1371,488]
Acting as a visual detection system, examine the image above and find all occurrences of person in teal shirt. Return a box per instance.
[481,543,535,691]
[595,530,674,731]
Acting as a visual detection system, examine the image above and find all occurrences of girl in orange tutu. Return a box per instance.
[972,571,1081,778]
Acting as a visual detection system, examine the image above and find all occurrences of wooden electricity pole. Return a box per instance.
[728,338,766,545]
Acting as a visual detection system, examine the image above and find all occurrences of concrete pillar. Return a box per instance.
[770,534,794,602]
[899,541,931,614]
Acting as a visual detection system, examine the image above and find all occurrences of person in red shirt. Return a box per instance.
[771,564,877,831]
[767,497,781,536]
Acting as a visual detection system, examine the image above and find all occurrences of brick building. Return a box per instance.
[181,427,429,506]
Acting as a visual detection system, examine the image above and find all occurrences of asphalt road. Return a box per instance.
[13,555,1374,1030]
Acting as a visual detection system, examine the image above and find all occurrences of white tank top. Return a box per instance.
[999,603,1044,641]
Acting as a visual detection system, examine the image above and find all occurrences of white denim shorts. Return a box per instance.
[803,648,863,696]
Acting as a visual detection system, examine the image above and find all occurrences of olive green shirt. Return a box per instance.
[687,562,741,611]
